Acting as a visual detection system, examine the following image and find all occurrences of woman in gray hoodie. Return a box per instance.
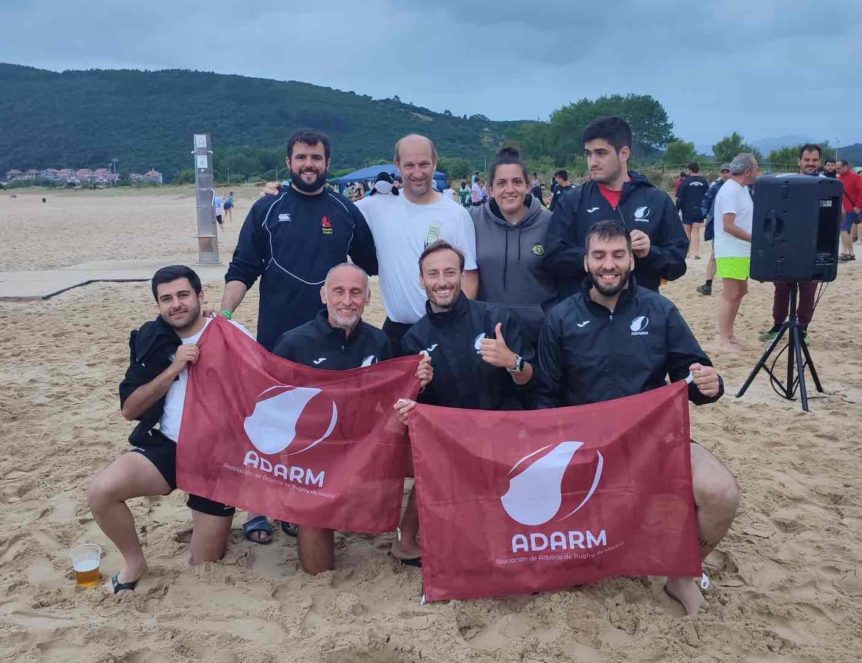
[470,147,558,345]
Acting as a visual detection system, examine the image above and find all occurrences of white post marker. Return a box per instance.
[193,133,220,264]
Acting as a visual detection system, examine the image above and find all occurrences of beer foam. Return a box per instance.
[73,559,99,573]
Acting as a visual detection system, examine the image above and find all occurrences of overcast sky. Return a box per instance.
[2,0,860,148]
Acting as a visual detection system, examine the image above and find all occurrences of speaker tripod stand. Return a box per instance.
[736,282,823,411]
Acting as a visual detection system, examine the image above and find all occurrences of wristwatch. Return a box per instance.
[507,354,525,374]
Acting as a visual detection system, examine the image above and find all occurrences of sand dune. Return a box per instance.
[0,187,860,662]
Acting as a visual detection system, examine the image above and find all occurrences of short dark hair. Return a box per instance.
[582,116,632,152]
[687,162,700,173]
[554,169,568,181]
[418,240,465,273]
[799,143,822,159]
[585,220,632,252]
[151,265,202,300]
[838,159,852,168]
[287,129,331,161]
[489,146,528,183]
[825,157,836,164]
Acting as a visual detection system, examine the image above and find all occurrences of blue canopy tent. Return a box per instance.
[332,164,447,193]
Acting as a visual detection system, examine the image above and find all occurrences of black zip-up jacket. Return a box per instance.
[675,174,710,219]
[537,277,723,408]
[225,187,378,350]
[542,172,688,298]
[118,316,182,446]
[402,294,536,410]
[272,309,392,369]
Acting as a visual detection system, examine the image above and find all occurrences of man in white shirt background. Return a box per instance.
[712,153,759,351]
[356,134,478,354]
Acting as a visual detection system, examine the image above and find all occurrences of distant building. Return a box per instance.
[4,165,121,185]
[130,169,163,185]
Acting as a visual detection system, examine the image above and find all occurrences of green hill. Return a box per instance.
[0,63,517,180]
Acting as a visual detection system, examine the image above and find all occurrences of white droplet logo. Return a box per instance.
[501,441,604,526]
[630,316,649,332]
[473,333,486,352]
[243,385,338,455]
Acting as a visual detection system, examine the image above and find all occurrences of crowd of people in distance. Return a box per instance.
[91,115,858,617]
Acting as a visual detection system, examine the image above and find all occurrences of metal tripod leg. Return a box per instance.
[735,324,791,398]
[798,334,824,393]
[789,324,810,411]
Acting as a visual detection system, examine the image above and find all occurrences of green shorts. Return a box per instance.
[716,257,750,280]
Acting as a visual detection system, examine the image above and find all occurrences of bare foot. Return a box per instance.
[665,576,705,615]
[390,529,421,560]
[103,560,147,596]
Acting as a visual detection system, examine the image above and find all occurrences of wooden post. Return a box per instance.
[193,133,220,264]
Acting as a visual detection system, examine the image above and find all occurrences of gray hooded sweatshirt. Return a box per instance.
[470,195,557,344]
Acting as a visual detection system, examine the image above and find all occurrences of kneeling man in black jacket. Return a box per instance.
[393,240,536,564]
[272,263,431,574]
[88,266,246,595]
[537,221,739,616]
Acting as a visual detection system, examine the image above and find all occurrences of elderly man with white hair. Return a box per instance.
[712,153,759,350]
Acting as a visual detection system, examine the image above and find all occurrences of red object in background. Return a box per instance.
[177,317,420,533]
[408,381,700,602]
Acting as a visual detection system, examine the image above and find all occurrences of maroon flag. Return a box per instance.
[177,317,420,533]
[408,381,700,602]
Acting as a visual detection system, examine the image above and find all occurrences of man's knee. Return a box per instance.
[87,468,121,510]
[297,526,334,575]
[691,445,739,512]
[189,511,232,564]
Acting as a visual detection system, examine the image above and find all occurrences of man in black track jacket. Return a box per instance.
[537,220,739,617]
[220,129,378,351]
[543,116,688,299]
[392,240,536,565]
[272,263,431,575]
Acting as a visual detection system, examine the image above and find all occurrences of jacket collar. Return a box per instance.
[312,308,363,344]
[580,275,638,313]
[425,291,470,326]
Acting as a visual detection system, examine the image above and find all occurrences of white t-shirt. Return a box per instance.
[713,179,753,259]
[159,318,253,442]
[356,193,478,324]
[470,182,483,204]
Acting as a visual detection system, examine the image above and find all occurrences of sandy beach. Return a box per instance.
[1,186,860,662]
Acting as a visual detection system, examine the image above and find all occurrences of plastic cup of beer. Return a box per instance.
[70,543,102,588]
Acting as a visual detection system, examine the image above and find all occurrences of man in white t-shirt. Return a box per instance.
[356,134,478,354]
[213,192,224,226]
[88,265,252,595]
[713,153,759,350]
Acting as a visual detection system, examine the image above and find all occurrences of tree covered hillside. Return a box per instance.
[0,63,515,179]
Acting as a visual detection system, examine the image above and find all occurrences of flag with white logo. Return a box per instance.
[177,317,420,533]
[408,381,699,601]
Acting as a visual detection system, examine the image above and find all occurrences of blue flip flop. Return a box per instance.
[242,515,274,544]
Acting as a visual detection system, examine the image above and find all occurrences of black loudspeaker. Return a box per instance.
[750,174,842,282]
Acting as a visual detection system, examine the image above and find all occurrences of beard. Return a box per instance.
[163,301,201,331]
[329,309,360,329]
[591,269,631,297]
[291,167,328,193]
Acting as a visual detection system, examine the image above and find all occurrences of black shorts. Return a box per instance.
[704,219,714,241]
[682,214,704,225]
[132,431,235,517]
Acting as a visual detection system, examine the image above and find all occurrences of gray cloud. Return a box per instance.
[1,0,860,147]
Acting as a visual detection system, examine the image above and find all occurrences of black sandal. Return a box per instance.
[111,573,139,594]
